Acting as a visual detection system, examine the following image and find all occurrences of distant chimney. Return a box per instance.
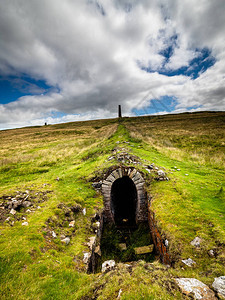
[118,105,122,118]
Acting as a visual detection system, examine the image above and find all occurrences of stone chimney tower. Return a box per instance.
[118,105,122,118]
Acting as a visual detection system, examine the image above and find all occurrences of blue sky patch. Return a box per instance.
[159,34,178,63]
[0,75,54,104]
[143,47,216,79]
[132,96,177,116]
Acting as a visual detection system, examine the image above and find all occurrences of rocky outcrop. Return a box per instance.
[175,278,216,299]
[212,276,225,299]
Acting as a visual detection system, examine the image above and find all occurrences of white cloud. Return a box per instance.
[0,0,224,129]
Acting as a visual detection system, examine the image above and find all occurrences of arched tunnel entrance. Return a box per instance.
[110,176,137,227]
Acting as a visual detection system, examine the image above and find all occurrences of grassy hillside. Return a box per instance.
[0,111,224,299]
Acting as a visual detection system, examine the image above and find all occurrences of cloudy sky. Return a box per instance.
[0,0,225,129]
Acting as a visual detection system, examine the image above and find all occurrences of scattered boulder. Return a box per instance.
[148,163,154,169]
[182,258,196,267]
[87,236,96,249]
[22,201,32,208]
[52,231,57,238]
[212,276,225,299]
[83,252,91,264]
[92,181,102,189]
[208,249,215,257]
[191,237,202,248]
[10,208,16,215]
[69,220,75,227]
[61,237,70,245]
[158,170,165,177]
[94,245,101,256]
[22,222,28,226]
[117,289,122,299]
[102,260,116,272]
[155,169,169,181]
[175,278,216,299]
[164,239,169,247]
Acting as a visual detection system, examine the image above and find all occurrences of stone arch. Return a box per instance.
[102,167,148,225]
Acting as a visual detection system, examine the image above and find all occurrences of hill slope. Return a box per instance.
[0,111,225,299]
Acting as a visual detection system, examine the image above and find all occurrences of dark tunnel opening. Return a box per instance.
[110,176,137,227]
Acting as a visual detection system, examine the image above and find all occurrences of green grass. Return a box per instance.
[0,112,225,299]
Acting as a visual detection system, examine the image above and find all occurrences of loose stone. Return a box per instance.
[175,278,216,299]
[69,220,75,227]
[181,258,196,267]
[87,236,96,249]
[22,222,28,226]
[212,276,225,298]
[83,252,91,264]
[102,260,116,272]
[61,237,70,245]
[52,231,57,238]
[10,208,16,215]
[191,237,202,248]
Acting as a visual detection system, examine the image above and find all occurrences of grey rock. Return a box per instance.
[69,220,75,227]
[87,236,96,249]
[191,237,202,248]
[212,276,225,298]
[61,237,70,245]
[208,250,215,257]
[102,260,115,272]
[175,278,216,299]
[22,222,28,226]
[108,156,114,161]
[52,231,57,238]
[92,181,102,189]
[94,245,101,256]
[158,170,166,177]
[22,201,32,208]
[117,289,122,299]
[10,208,16,215]
[182,258,196,267]
[83,252,91,264]
[12,200,19,209]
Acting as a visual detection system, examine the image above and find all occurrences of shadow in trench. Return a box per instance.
[111,176,138,228]
[96,223,155,272]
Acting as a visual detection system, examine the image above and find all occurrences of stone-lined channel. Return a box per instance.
[86,166,170,273]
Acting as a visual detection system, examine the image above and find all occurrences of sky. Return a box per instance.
[0,0,225,130]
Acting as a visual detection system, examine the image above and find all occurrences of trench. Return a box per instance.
[88,168,170,273]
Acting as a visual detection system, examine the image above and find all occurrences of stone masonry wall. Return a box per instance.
[148,206,170,265]
[102,167,148,224]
